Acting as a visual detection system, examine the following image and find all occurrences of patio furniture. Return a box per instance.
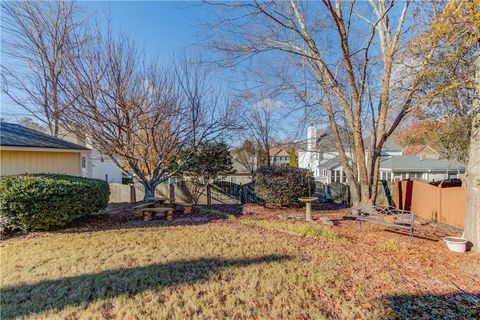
[151,197,175,206]
[171,203,194,214]
[355,205,415,238]
[133,202,155,217]
[140,207,175,221]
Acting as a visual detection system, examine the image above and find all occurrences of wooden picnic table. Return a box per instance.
[150,197,175,206]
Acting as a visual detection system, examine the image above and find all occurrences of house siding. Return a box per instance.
[0,150,81,176]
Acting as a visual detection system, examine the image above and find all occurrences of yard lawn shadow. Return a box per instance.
[387,291,480,319]
[1,255,291,319]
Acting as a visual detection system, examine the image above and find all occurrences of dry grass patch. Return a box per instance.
[0,223,347,320]
[1,215,478,320]
[240,218,344,241]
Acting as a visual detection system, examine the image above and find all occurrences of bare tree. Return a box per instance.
[234,92,282,166]
[1,1,86,137]
[66,33,232,200]
[233,139,260,178]
[207,0,451,208]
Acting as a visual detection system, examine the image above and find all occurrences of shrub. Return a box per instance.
[255,166,315,206]
[0,174,110,231]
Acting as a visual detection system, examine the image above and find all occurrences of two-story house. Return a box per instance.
[298,125,464,183]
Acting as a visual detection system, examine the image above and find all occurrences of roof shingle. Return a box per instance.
[0,123,89,151]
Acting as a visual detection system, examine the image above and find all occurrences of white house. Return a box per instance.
[64,134,124,183]
[298,125,464,183]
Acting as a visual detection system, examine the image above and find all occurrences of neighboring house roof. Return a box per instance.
[380,155,465,172]
[315,127,353,152]
[270,146,290,157]
[0,122,89,151]
[318,157,342,170]
[298,127,352,152]
[382,139,403,152]
[403,145,440,159]
[299,127,400,154]
[316,155,465,172]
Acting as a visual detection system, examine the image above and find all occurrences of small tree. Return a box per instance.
[412,0,479,251]
[66,33,232,200]
[234,92,282,166]
[233,139,259,178]
[288,149,298,167]
[178,142,234,204]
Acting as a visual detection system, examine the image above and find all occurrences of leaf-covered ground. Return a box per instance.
[1,203,479,319]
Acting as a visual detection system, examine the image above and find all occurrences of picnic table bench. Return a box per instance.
[133,198,194,221]
[354,205,415,238]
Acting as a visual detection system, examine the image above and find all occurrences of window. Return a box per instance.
[105,174,108,181]
[81,157,86,169]
[333,170,341,182]
[100,156,104,163]
[448,172,457,179]
[320,169,327,178]
[381,171,393,181]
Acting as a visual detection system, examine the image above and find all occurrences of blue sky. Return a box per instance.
[0,1,309,142]
[1,1,214,119]
[81,1,209,62]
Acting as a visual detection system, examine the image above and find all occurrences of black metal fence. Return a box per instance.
[213,181,264,204]
[176,178,356,205]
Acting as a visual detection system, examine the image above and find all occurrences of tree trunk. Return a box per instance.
[463,54,480,252]
[143,181,157,201]
[349,181,360,207]
[265,145,271,166]
[370,154,382,204]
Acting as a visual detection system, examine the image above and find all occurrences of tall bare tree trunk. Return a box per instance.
[463,54,480,252]
[143,181,157,201]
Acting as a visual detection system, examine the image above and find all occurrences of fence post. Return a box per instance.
[437,184,442,223]
[130,184,136,203]
[169,183,175,201]
[397,181,403,210]
[242,184,246,205]
[207,184,212,204]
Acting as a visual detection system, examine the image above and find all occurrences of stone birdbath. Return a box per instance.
[298,197,318,221]
[299,165,317,221]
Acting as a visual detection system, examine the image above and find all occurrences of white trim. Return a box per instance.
[0,146,88,153]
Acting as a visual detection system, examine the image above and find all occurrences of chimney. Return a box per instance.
[307,125,316,151]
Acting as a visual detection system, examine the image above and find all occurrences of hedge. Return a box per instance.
[0,174,110,231]
[255,166,315,206]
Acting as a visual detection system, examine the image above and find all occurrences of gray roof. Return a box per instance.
[318,157,342,170]
[298,127,352,152]
[380,155,465,172]
[0,122,88,151]
[299,127,401,154]
[382,139,403,152]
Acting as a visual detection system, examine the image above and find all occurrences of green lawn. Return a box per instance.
[1,218,478,319]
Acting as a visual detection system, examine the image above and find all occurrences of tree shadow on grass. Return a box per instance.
[1,255,291,319]
[387,291,480,319]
